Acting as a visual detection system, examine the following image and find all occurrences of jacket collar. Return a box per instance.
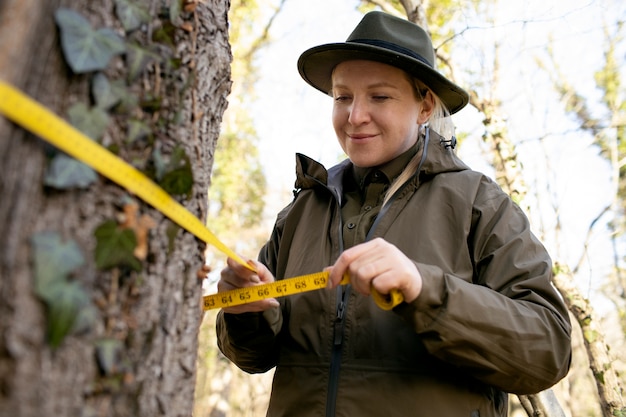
[294,128,469,192]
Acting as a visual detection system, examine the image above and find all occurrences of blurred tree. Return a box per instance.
[194,1,282,416]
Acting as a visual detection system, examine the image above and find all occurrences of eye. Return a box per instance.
[372,95,390,101]
[334,94,351,102]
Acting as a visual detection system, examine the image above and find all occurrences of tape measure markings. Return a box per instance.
[203,271,341,310]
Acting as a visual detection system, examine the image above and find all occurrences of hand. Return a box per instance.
[328,238,422,304]
[217,257,280,313]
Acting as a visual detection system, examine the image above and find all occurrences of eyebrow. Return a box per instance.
[332,82,401,90]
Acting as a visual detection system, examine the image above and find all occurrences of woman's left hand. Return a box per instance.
[327,237,422,303]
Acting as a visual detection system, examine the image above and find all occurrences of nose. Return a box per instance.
[347,96,371,125]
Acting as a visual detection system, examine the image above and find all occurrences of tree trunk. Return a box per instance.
[0,0,231,416]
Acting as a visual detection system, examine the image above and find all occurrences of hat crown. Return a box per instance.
[346,12,435,69]
[296,11,469,114]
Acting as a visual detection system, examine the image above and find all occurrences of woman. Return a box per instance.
[215,11,571,417]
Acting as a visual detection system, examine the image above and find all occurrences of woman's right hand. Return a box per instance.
[217,257,280,314]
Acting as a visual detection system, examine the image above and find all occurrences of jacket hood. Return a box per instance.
[294,128,470,190]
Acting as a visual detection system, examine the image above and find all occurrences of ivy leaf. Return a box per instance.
[152,21,177,47]
[152,147,166,181]
[92,74,137,113]
[126,43,163,82]
[95,338,123,375]
[55,8,126,73]
[73,301,98,334]
[94,220,142,271]
[30,232,96,348]
[92,73,120,110]
[31,232,84,298]
[159,146,193,198]
[169,0,183,26]
[67,102,109,140]
[114,0,150,32]
[127,119,152,143]
[44,153,98,189]
[46,281,90,349]
[92,73,118,109]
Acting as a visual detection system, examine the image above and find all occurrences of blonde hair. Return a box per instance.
[381,79,454,206]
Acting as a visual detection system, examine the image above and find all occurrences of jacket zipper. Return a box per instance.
[325,184,346,417]
[326,285,349,417]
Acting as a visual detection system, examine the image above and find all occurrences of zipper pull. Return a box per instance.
[333,300,345,346]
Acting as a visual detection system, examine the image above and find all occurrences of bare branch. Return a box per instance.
[553,265,626,417]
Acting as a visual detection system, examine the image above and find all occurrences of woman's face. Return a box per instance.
[331,60,432,168]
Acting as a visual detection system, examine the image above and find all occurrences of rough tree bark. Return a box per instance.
[0,0,231,416]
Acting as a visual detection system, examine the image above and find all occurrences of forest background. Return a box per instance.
[196,0,626,416]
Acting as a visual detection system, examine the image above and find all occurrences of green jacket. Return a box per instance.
[217,130,572,417]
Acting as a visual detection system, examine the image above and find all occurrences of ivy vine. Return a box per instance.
[33,0,197,355]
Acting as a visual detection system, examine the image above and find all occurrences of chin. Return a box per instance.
[349,158,379,168]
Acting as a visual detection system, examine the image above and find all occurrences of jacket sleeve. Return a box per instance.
[215,205,290,374]
[398,178,572,395]
[216,307,282,373]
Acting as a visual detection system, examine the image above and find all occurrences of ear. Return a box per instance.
[417,90,435,124]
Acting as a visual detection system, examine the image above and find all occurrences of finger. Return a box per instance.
[328,241,375,287]
[196,264,211,281]
[227,257,261,282]
[222,298,279,314]
[246,259,275,284]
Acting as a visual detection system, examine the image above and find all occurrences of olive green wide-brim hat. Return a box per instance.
[297,11,469,114]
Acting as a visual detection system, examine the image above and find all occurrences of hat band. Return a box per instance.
[348,39,433,68]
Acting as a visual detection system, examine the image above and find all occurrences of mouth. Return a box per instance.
[348,133,377,141]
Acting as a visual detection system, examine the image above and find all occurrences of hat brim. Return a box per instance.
[298,42,469,114]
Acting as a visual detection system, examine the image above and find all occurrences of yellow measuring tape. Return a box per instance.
[203,271,402,310]
[0,80,403,311]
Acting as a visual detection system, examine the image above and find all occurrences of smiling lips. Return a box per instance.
[348,133,378,141]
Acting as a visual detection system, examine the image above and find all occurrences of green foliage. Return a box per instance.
[31,232,96,348]
[155,145,194,198]
[152,21,178,47]
[94,220,142,271]
[169,0,183,26]
[44,154,98,189]
[613,407,626,417]
[92,73,128,110]
[43,101,110,189]
[32,231,84,296]
[114,0,150,33]
[126,43,164,82]
[126,119,152,143]
[95,338,124,375]
[55,8,126,73]
[45,281,94,348]
[68,102,110,140]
